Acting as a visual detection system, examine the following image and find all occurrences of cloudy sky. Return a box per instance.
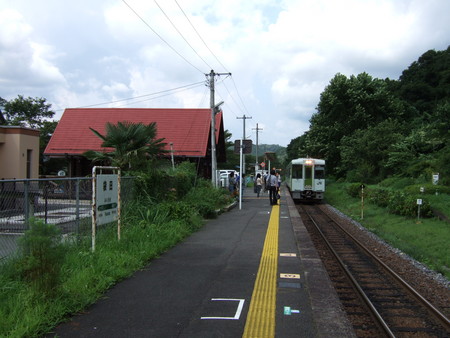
[0,0,449,146]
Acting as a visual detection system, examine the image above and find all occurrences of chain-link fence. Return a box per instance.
[0,177,135,262]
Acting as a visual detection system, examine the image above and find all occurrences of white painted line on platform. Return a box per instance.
[201,298,245,320]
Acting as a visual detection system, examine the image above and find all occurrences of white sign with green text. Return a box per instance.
[96,174,118,225]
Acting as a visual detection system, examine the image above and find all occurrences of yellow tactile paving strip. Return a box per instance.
[242,203,280,338]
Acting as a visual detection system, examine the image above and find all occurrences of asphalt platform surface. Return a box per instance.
[48,187,354,337]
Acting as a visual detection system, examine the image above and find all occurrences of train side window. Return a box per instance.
[292,165,302,179]
[315,166,325,179]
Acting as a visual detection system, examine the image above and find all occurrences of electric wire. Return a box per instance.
[173,0,252,120]
[230,76,251,116]
[215,87,238,118]
[174,0,230,73]
[219,80,245,116]
[108,82,206,108]
[76,81,205,108]
[122,0,204,74]
[123,0,254,142]
[154,0,213,70]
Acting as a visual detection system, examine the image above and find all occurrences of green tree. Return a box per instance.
[1,95,59,175]
[307,72,406,176]
[339,119,404,182]
[1,95,54,128]
[84,121,167,171]
[398,47,450,114]
[285,134,310,164]
[40,121,63,175]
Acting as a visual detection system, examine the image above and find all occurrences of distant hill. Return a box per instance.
[251,144,287,162]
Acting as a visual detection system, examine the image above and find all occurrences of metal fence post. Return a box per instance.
[76,178,80,233]
[24,180,30,227]
[44,182,49,224]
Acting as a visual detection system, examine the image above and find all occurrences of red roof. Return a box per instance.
[44,108,223,158]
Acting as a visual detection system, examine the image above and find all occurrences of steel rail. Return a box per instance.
[303,207,395,337]
[306,205,450,334]
[322,209,450,332]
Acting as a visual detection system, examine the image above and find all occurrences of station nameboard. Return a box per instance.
[96,174,118,225]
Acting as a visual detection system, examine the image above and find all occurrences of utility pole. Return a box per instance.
[252,123,263,171]
[237,114,252,174]
[207,69,231,187]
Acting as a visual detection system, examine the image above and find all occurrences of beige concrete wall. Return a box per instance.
[0,127,40,179]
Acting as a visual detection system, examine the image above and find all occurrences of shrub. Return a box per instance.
[132,162,197,203]
[384,190,432,218]
[345,183,365,198]
[404,184,450,195]
[367,187,390,207]
[379,177,416,189]
[158,201,200,230]
[183,181,233,218]
[349,186,433,218]
[15,218,64,294]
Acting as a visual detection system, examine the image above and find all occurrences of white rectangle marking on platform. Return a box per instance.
[201,298,245,320]
[280,273,301,279]
[280,253,297,257]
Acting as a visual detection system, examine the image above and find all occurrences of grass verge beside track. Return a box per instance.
[325,181,450,280]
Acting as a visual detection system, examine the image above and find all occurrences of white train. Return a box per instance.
[286,158,325,202]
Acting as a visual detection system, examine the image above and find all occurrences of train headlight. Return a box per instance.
[305,159,314,165]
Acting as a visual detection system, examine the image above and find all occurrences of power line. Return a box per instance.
[219,80,244,116]
[171,3,251,117]
[76,81,205,108]
[122,0,204,74]
[154,0,213,70]
[109,83,206,108]
[123,0,253,134]
[230,76,251,116]
[174,0,230,73]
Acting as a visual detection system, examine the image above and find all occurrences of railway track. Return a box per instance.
[299,204,450,337]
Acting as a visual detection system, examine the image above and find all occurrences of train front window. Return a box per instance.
[305,165,312,187]
[315,166,325,179]
[292,165,302,179]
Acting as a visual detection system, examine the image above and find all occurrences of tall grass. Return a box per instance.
[0,176,232,337]
[325,181,450,280]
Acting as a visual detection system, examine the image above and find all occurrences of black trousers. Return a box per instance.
[269,186,278,204]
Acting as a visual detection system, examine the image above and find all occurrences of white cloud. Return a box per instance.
[0,0,448,145]
[0,8,66,95]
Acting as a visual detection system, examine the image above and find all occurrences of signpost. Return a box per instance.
[92,166,121,252]
[360,184,365,220]
[417,198,422,222]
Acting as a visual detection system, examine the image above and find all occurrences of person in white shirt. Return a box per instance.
[267,170,278,205]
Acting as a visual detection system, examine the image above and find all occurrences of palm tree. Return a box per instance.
[84,121,167,170]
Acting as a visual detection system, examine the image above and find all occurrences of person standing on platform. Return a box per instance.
[263,171,269,194]
[255,173,262,197]
[267,169,278,205]
[228,172,237,197]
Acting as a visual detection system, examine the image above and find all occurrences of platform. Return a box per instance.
[48,186,355,337]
